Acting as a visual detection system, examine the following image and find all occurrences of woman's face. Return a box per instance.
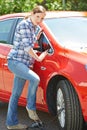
[31,12,46,25]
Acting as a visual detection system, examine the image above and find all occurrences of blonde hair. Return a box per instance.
[24,5,46,19]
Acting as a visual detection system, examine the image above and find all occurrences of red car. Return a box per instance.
[0,11,87,130]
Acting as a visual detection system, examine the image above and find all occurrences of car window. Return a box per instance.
[38,33,53,53]
[0,19,15,44]
[44,17,87,51]
[34,27,53,54]
[17,18,23,23]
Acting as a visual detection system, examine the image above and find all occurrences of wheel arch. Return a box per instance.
[46,75,66,115]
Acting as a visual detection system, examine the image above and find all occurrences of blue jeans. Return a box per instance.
[6,59,40,126]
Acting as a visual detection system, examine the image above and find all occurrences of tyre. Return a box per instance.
[56,79,83,130]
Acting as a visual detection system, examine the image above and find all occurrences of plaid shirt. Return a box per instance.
[8,18,37,67]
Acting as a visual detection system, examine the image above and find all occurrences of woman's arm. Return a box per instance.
[28,48,48,62]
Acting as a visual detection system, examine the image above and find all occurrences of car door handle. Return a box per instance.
[3,63,8,66]
[40,66,46,70]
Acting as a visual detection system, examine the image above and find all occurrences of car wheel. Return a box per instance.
[56,79,83,130]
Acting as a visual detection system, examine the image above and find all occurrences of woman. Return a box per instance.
[6,5,47,130]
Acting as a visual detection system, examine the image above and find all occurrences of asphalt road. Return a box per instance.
[0,102,87,130]
[0,102,59,130]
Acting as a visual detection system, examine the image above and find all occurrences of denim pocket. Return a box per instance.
[8,59,19,72]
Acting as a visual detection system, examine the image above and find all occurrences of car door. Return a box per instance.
[0,18,19,95]
[33,32,53,105]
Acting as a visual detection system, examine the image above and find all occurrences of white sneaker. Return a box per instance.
[26,107,40,121]
[7,123,27,129]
